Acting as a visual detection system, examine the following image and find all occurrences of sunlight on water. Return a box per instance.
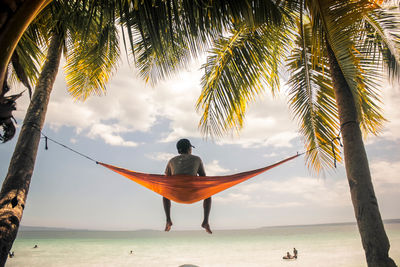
[7,223,400,267]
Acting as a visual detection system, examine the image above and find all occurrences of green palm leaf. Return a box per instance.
[8,10,48,95]
[360,5,400,81]
[122,0,290,84]
[64,4,120,100]
[287,17,340,171]
[196,23,290,137]
[305,0,388,139]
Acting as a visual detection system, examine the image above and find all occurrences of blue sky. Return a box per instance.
[1,56,400,231]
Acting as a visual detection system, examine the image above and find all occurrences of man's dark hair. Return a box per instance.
[176,138,194,154]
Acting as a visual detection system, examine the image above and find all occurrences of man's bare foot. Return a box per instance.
[165,221,173,232]
[201,222,212,234]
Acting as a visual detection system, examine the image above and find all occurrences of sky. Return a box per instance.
[1,52,400,231]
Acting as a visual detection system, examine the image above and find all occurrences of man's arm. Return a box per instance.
[165,160,172,176]
[198,159,206,176]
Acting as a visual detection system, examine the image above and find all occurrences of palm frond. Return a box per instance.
[196,23,290,137]
[362,6,400,81]
[134,32,194,85]
[307,0,386,136]
[287,17,340,172]
[64,5,120,100]
[120,0,291,84]
[8,8,48,93]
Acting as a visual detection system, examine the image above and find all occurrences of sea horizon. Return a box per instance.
[18,218,400,232]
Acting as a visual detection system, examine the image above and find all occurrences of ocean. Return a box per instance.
[7,222,400,267]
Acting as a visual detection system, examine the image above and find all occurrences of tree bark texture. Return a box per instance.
[0,0,51,96]
[0,32,62,266]
[327,44,397,267]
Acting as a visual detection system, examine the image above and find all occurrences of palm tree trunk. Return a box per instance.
[0,31,62,266]
[327,44,397,267]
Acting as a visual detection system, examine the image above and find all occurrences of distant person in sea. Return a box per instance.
[130,250,133,254]
[33,245,38,248]
[293,247,298,258]
[164,139,212,234]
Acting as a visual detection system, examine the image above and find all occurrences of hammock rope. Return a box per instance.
[37,128,342,204]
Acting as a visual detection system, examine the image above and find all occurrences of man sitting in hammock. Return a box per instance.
[163,138,212,234]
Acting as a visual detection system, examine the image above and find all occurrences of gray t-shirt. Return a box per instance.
[165,154,206,176]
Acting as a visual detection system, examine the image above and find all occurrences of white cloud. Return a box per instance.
[214,159,400,210]
[370,160,400,193]
[214,92,299,148]
[154,68,205,143]
[87,123,138,147]
[13,62,157,147]
[214,192,302,208]
[263,152,278,158]
[146,152,176,162]
[205,160,230,176]
[214,175,351,208]
[380,85,400,141]
[367,81,400,144]
[213,193,251,203]
[248,201,303,209]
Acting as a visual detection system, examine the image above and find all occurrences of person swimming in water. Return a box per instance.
[283,252,293,259]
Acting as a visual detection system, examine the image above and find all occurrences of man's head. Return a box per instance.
[176,138,195,154]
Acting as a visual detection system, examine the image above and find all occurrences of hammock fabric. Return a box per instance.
[98,154,299,204]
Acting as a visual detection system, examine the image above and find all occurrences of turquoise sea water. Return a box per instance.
[7,223,400,267]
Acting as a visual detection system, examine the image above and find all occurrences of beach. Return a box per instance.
[7,222,400,267]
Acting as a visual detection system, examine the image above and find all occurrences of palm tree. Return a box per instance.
[0,0,51,106]
[0,0,120,264]
[193,1,398,266]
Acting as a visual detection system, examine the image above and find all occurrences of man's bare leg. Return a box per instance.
[163,197,173,231]
[201,197,212,234]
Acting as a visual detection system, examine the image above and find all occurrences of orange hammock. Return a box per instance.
[98,154,299,204]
